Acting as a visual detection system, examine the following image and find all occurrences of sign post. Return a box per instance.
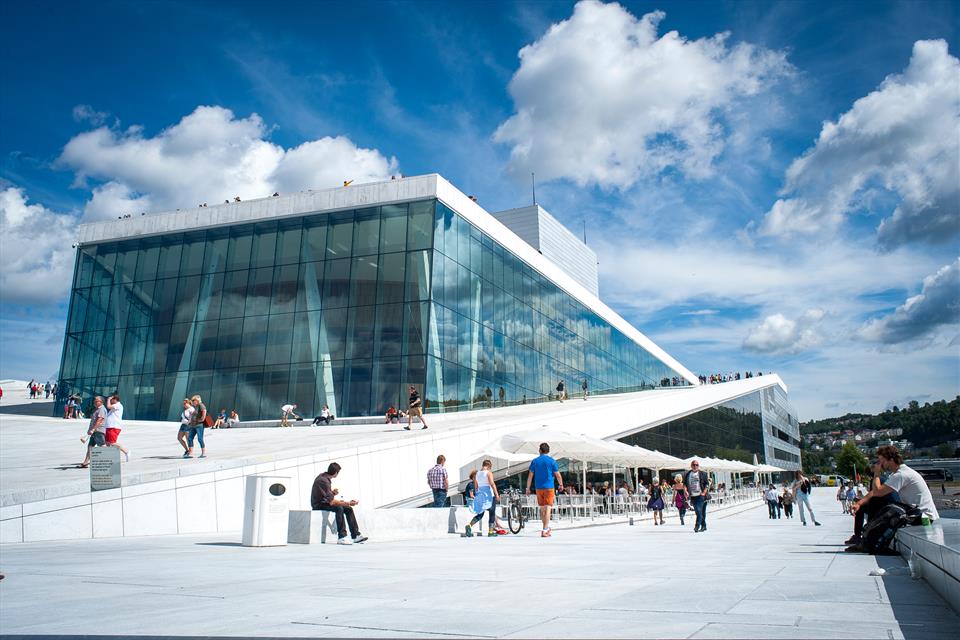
[90,446,121,491]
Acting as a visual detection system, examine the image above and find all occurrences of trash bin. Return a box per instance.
[241,475,291,547]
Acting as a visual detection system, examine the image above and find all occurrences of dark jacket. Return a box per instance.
[683,470,710,496]
[311,472,335,509]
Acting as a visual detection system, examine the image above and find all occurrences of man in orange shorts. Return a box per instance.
[526,442,564,537]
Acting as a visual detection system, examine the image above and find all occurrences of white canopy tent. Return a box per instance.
[480,427,685,494]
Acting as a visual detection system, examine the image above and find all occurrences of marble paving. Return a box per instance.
[0,490,956,638]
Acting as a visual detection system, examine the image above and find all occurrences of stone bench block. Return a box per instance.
[288,506,480,544]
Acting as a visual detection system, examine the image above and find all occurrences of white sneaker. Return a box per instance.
[337,537,351,545]
[352,535,368,544]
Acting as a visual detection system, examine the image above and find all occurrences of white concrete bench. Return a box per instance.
[287,506,484,544]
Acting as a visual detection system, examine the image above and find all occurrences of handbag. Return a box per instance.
[203,413,214,427]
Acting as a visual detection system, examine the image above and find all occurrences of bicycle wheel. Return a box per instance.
[508,502,523,534]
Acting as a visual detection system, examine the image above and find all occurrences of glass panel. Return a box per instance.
[301,216,328,263]
[276,221,302,265]
[212,369,238,417]
[202,229,229,273]
[180,231,206,277]
[134,242,160,282]
[403,302,428,355]
[289,363,318,416]
[407,199,434,250]
[226,225,253,271]
[375,303,403,359]
[326,210,354,257]
[156,238,183,280]
[220,270,250,319]
[260,365,290,419]
[250,221,278,269]
[271,264,299,315]
[239,315,268,367]
[244,267,273,317]
[343,358,372,416]
[173,275,202,324]
[322,258,351,309]
[76,248,96,288]
[352,207,380,256]
[296,261,325,312]
[236,366,264,419]
[377,252,406,305]
[321,307,348,359]
[291,310,321,363]
[347,305,375,360]
[405,250,431,301]
[380,204,407,253]
[197,271,224,322]
[370,358,398,415]
[264,313,294,365]
[215,317,243,369]
[350,255,379,308]
[193,320,219,371]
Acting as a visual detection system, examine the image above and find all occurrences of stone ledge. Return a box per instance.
[896,520,960,613]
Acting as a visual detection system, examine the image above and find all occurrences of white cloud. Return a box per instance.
[0,188,77,305]
[72,104,109,126]
[59,105,398,221]
[762,39,960,248]
[857,258,960,344]
[494,0,790,188]
[742,308,825,355]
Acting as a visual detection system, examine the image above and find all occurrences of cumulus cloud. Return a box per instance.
[857,258,960,344]
[59,105,398,220]
[0,188,77,305]
[742,308,825,355]
[762,39,960,248]
[493,0,790,188]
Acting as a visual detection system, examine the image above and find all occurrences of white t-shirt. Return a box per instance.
[885,464,939,520]
[181,405,195,425]
[104,401,123,429]
[281,404,295,413]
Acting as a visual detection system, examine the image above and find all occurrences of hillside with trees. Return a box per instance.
[801,396,960,449]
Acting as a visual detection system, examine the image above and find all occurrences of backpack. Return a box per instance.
[556,383,563,392]
[861,503,922,555]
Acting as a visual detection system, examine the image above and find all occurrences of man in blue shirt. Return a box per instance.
[525,442,564,538]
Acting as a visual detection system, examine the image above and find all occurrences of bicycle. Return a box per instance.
[504,487,526,534]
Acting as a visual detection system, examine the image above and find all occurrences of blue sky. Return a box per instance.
[1,0,957,419]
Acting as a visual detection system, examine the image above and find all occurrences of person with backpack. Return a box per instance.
[555,380,566,402]
[791,471,821,526]
[683,460,710,533]
[846,445,938,553]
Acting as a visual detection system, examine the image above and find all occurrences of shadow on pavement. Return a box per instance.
[195,542,245,547]
[876,554,958,640]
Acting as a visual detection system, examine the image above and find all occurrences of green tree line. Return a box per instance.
[801,396,960,449]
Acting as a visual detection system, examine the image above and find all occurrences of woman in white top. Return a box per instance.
[465,460,504,537]
[178,399,194,456]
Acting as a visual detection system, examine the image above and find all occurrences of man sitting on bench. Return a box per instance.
[846,445,938,552]
[311,462,368,545]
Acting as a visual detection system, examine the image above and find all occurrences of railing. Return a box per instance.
[502,487,762,523]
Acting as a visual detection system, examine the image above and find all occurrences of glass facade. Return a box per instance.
[57,198,686,420]
[618,388,801,470]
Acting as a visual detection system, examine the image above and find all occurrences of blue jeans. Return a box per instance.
[691,495,707,530]
[187,425,205,449]
[796,492,816,524]
[432,488,447,508]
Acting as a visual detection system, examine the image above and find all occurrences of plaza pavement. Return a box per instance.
[0,490,956,638]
